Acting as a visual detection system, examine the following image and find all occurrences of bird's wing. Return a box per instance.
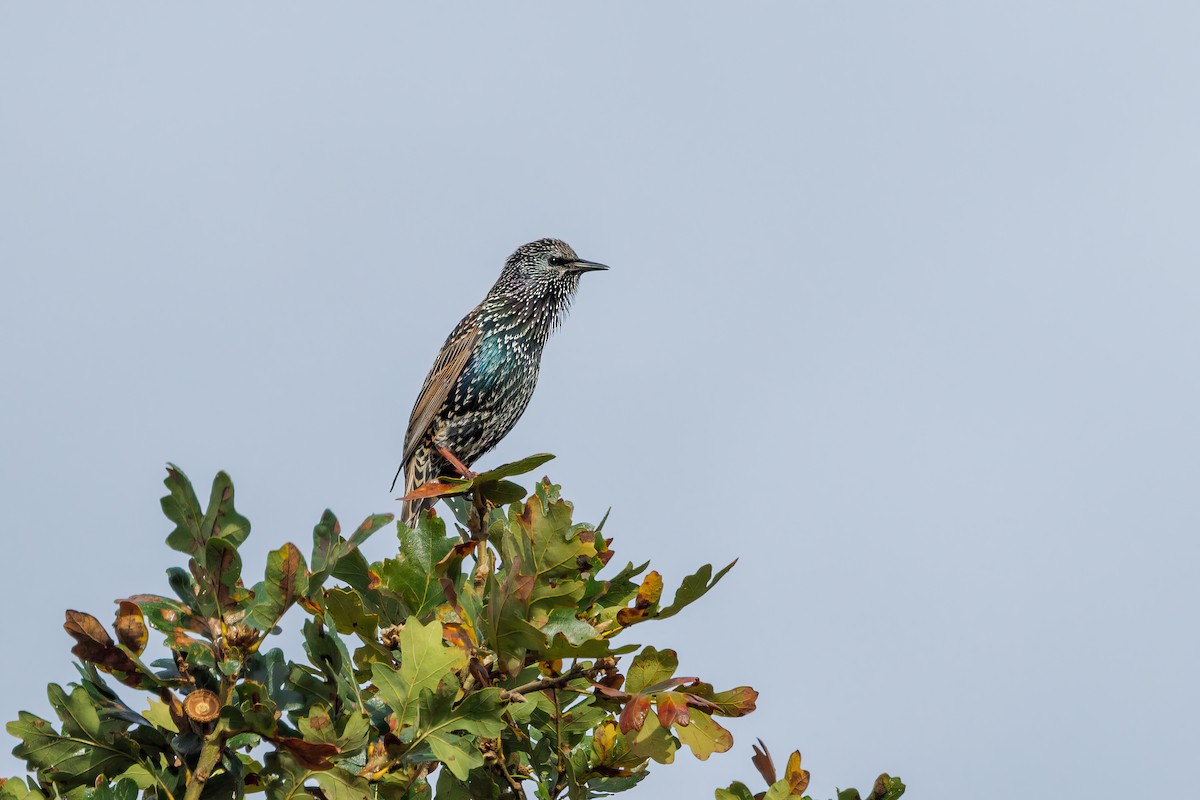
[402,321,482,468]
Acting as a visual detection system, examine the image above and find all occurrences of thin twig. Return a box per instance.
[505,663,598,699]
[551,687,568,800]
[493,737,528,800]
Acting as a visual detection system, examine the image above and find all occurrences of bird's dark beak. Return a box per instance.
[568,259,609,273]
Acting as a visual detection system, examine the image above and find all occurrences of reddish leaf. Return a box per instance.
[681,693,722,714]
[592,683,630,700]
[656,692,691,728]
[399,478,470,501]
[618,694,651,734]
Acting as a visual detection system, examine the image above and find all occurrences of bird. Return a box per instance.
[393,238,608,527]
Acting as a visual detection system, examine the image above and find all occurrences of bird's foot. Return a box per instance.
[436,445,477,480]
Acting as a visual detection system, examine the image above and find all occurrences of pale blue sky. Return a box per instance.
[2,4,1198,798]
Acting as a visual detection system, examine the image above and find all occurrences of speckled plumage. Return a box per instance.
[394,238,607,526]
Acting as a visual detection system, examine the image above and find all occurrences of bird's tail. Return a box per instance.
[399,451,435,530]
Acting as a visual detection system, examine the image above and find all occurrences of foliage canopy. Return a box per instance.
[2,455,903,800]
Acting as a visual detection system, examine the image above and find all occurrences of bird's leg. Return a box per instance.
[436,444,477,479]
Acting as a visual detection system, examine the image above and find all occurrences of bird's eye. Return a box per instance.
[548,256,567,267]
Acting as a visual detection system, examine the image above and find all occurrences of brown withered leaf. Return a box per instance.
[274,736,340,770]
[64,609,147,688]
[784,750,811,796]
[64,610,139,674]
[618,694,651,734]
[63,614,112,657]
[114,600,148,655]
[656,692,691,728]
[751,738,776,785]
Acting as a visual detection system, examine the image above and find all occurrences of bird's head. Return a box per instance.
[492,238,608,320]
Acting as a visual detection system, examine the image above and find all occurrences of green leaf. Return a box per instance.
[435,768,501,800]
[196,536,246,615]
[477,479,526,506]
[139,697,179,734]
[541,634,638,662]
[412,686,505,780]
[262,751,370,800]
[685,683,759,718]
[161,464,205,555]
[0,779,47,800]
[539,608,601,647]
[474,453,556,483]
[380,516,456,619]
[623,712,676,765]
[113,765,157,791]
[426,731,483,781]
[837,775,905,800]
[309,511,393,595]
[313,767,374,800]
[296,706,371,756]
[200,470,251,547]
[715,782,757,800]
[325,587,380,639]
[90,778,139,800]
[7,709,133,784]
[246,543,309,630]
[47,684,102,740]
[625,647,678,694]
[656,559,737,620]
[123,593,201,638]
[371,618,467,728]
[298,620,362,710]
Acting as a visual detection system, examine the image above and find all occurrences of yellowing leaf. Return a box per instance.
[674,709,733,761]
[616,571,663,626]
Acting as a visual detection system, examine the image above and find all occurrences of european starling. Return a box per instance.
[393,238,608,526]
